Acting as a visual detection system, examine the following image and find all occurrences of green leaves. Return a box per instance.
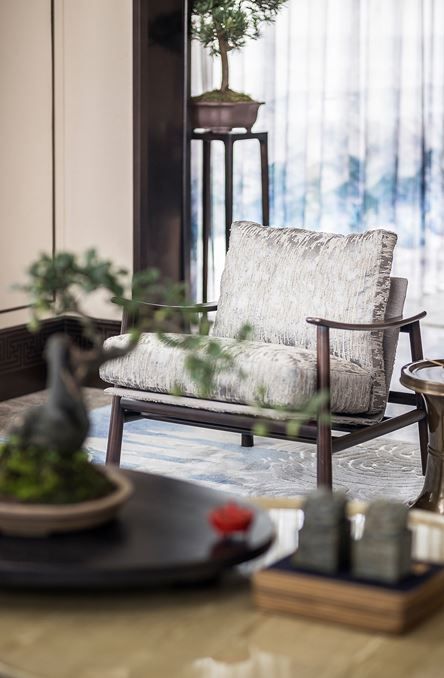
[192,0,288,54]
[157,333,236,398]
[248,388,330,440]
[19,249,129,331]
[0,444,114,504]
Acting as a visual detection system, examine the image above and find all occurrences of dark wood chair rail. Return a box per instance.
[306,311,427,331]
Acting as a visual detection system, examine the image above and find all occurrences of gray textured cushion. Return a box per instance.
[383,277,408,391]
[212,222,397,414]
[100,333,374,414]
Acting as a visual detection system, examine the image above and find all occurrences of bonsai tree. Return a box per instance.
[0,251,190,504]
[192,0,288,102]
[0,250,255,505]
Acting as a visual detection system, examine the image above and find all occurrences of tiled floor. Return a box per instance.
[0,388,110,437]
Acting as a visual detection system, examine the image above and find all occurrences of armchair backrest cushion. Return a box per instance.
[212,222,398,415]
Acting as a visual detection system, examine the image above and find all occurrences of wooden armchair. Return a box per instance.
[101,223,428,489]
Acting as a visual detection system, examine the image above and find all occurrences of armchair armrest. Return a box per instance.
[308,310,426,438]
[306,311,426,332]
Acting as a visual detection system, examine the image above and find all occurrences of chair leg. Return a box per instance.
[316,325,333,489]
[241,434,254,447]
[418,416,429,475]
[106,396,124,466]
[408,321,428,475]
[317,425,333,489]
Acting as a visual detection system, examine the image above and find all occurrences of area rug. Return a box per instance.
[86,406,424,503]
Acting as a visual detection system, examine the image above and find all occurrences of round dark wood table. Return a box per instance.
[401,359,444,513]
[0,471,274,589]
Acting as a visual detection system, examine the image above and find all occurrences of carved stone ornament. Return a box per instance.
[353,499,412,583]
[292,489,351,574]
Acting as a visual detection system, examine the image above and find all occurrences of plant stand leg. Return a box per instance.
[106,396,124,466]
[224,137,234,252]
[241,434,254,447]
[202,138,211,303]
[259,134,270,226]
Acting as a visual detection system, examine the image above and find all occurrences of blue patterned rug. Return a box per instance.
[86,406,425,503]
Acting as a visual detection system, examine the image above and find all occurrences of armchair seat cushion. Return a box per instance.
[100,333,374,415]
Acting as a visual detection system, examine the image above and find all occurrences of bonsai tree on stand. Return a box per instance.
[192,0,288,105]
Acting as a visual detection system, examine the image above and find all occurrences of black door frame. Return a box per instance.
[133,0,191,287]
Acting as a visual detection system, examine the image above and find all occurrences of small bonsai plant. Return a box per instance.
[0,250,257,507]
[0,251,188,505]
[192,0,288,103]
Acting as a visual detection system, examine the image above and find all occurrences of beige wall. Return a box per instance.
[0,0,53,327]
[0,0,133,328]
[55,0,133,318]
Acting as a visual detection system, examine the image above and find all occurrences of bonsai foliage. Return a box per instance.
[0,251,187,504]
[0,250,256,504]
[192,0,287,97]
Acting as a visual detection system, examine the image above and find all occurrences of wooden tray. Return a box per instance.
[253,556,444,633]
[0,470,274,589]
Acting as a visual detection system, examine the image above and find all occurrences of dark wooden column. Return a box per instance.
[133,0,191,285]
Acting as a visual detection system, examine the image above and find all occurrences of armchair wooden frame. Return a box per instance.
[105,301,428,489]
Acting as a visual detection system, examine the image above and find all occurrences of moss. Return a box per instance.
[192,89,256,103]
[0,443,115,504]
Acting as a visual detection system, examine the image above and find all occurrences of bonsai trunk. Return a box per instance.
[8,333,138,457]
[218,36,230,92]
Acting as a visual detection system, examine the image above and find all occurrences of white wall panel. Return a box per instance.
[0,0,53,323]
[55,0,133,319]
[0,0,133,328]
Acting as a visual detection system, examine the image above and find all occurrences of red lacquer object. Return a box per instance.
[209,502,254,536]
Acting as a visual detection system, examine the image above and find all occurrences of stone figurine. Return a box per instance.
[292,489,350,574]
[353,500,412,583]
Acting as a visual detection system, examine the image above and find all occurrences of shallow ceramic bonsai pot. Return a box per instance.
[191,100,264,132]
[0,466,133,537]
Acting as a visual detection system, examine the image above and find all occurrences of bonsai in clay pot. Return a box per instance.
[0,251,188,536]
[191,0,287,131]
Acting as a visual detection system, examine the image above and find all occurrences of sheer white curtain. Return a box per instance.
[191,0,444,300]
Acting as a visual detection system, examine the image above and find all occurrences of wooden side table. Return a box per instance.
[401,360,444,512]
[192,131,270,302]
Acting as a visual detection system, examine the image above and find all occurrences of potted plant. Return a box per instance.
[191,0,287,131]
[0,251,188,536]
